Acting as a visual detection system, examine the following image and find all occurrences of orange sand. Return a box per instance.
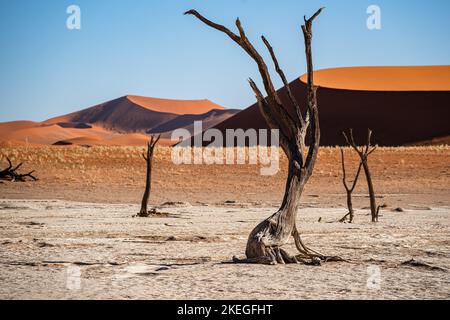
[300,66,450,91]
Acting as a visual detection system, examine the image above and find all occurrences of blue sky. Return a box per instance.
[0,0,449,121]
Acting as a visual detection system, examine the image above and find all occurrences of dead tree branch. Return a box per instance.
[0,157,37,182]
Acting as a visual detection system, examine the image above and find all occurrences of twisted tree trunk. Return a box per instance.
[186,7,340,265]
[138,135,160,217]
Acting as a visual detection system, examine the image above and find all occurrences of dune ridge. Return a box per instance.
[127,95,225,115]
[300,66,450,91]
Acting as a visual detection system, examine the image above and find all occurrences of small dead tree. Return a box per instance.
[186,8,340,265]
[343,129,379,222]
[138,135,160,217]
[0,157,37,182]
[339,148,363,223]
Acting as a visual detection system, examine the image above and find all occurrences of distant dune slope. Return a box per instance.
[148,109,240,138]
[1,95,233,146]
[0,122,113,146]
[45,96,178,133]
[204,66,450,146]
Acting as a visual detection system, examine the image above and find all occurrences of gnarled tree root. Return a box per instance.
[233,227,342,266]
[135,208,170,218]
[339,212,354,223]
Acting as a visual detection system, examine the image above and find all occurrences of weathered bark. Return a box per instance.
[343,129,379,222]
[0,157,37,182]
[138,135,160,217]
[339,148,363,223]
[186,7,340,265]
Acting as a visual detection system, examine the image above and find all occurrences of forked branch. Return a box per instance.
[339,148,363,223]
[341,148,363,193]
[343,129,379,222]
[261,36,302,126]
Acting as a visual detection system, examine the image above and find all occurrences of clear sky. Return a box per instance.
[0,0,449,122]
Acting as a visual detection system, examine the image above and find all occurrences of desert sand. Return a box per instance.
[1,146,449,206]
[0,199,448,300]
[0,122,174,147]
[0,146,449,299]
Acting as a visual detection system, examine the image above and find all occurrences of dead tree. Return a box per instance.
[186,8,340,265]
[339,148,363,223]
[0,157,37,182]
[343,129,379,222]
[138,135,160,217]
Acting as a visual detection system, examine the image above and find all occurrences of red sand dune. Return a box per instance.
[1,95,233,146]
[1,122,112,145]
[45,96,179,133]
[0,120,40,133]
[44,95,231,134]
[203,66,450,146]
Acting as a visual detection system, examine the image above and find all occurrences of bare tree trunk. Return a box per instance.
[345,190,354,222]
[0,157,37,182]
[339,148,362,223]
[363,160,377,222]
[138,135,160,217]
[343,129,379,222]
[186,7,340,265]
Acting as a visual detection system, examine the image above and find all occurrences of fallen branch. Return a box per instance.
[0,157,37,182]
[401,259,447,272]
